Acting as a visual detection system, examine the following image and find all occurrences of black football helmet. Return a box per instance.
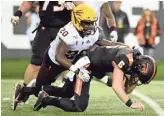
[132,55,157,84]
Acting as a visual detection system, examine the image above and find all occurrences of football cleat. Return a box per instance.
[33,91,49,111]
[11,83,23,110]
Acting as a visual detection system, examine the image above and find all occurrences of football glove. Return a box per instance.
[11,16,20,25]
[69,65,90,82]
[109,30,118,42]
[64,2,75,10]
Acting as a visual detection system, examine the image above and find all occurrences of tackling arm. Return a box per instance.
[96,33,128,46]
[55,40,72,69]
[96,39,127,46]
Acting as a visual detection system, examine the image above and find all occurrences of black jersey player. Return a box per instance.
[33,45,157,112]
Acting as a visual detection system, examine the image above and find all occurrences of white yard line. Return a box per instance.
[132,90,164,116]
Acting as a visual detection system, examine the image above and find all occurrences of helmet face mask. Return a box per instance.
[71,4,97,36]
[80,21,96,35]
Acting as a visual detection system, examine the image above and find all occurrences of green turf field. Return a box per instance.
[1,80,164,116]
[1,59,164,116]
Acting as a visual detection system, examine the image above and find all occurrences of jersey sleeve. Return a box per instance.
[57,24,75,46]
[114,54,131,71]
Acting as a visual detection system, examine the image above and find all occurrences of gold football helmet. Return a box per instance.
[71,4,97,35]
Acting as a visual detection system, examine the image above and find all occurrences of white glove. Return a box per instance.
[109,30,118,42]
[64,2,75,10]
[69,65,90,82]
[77,68,90,82]
[11,16,20,25]
[132,46,144,55]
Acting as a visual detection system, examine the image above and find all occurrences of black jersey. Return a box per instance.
[88,46,137,73]
[39,1,71,28]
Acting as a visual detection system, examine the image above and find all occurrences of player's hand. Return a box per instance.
[109,30,118,42]
[64,2,75,10]
[130,102,145,111]
[132,46,143,55]
[77,68,90,82]
[69,65,90,82]
[11,16,20,25]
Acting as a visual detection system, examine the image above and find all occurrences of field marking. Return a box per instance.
[132,90,164,116]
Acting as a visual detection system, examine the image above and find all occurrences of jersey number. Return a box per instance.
[60,28,69,37]
[118,61,125,68]
[42,1,65,12]
[65,51,79,60]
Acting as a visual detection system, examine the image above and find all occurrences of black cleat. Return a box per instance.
[33,91,49,111]
[11,83,23,110]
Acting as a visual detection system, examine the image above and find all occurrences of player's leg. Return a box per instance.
[23,49,67,96]
[34,79,91,112]
[59,70,69,87]
[23,27,52,85]
[42,78,74,98]
[23,27,60,85]
[12,49,66,110]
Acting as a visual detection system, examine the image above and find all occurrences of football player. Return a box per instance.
[12,4,125,110]
[11,1,83,87]
[84,1,118,42]
[59,1,118,88]
[33,45,157,112]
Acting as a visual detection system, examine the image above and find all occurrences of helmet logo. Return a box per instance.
[141,63,149,75]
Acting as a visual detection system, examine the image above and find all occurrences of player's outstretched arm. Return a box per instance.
[11,1,33,25]
[112,61,144,111]
[56,40,90,83]
[96,38,128,46]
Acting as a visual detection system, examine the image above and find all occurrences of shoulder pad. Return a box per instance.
[57,23,76,45]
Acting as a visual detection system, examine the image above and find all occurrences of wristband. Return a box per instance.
[125,99,133,107]
[14,10,22,17]
[109,26,116,33]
